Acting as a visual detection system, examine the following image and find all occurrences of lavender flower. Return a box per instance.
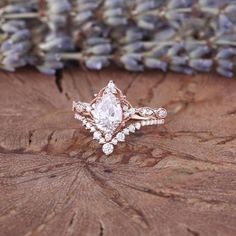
[0,0,235,77]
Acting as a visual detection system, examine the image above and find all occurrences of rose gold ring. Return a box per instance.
[73,81,167,155]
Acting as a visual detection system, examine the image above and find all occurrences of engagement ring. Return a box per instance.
[73,81,167,155]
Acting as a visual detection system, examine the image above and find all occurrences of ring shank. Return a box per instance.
[131,114,158,120]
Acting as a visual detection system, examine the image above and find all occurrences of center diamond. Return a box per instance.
[92,93,123,133]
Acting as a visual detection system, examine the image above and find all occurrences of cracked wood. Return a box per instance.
[0,68,236,236]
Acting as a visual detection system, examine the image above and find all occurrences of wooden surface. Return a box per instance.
[0,68,236,236]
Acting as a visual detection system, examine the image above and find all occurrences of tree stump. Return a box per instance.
[0,68,236,236]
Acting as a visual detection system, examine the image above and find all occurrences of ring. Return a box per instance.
[72,81,167,155]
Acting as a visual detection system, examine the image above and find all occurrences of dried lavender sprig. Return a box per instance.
[0,0,40,70]
[0,16,33,71]
[55,35,236,77]
[0,0,236,77]
[35,0,74,74]
[6,1,235,26]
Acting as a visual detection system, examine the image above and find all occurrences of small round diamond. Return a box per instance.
[93,131,102,140]
[86,123,92,129]
[157,108,167,118]
[99,138,105,144]
[135,123,141,130]
[74,102,85,112]
[111,138,118,145]
[90,127,96,132]
[128,124,135,133]
[123,128,130,135]
[105,133,112,142]
[102,143,114,155]
[116,132,125,142]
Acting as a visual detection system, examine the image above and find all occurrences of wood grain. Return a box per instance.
[0,68,236,236]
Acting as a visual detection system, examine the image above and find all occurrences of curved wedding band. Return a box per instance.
[73,81,167,155]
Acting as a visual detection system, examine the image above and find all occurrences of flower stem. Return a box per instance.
[59,53,83,60]
[2,12,39,19]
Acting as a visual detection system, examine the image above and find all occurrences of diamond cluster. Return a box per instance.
[73,81,167,156]
[75,113,165,155]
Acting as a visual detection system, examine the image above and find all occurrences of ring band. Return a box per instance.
[73,81,167,155]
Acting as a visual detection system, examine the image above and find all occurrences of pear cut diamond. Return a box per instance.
[92,93,123,133]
